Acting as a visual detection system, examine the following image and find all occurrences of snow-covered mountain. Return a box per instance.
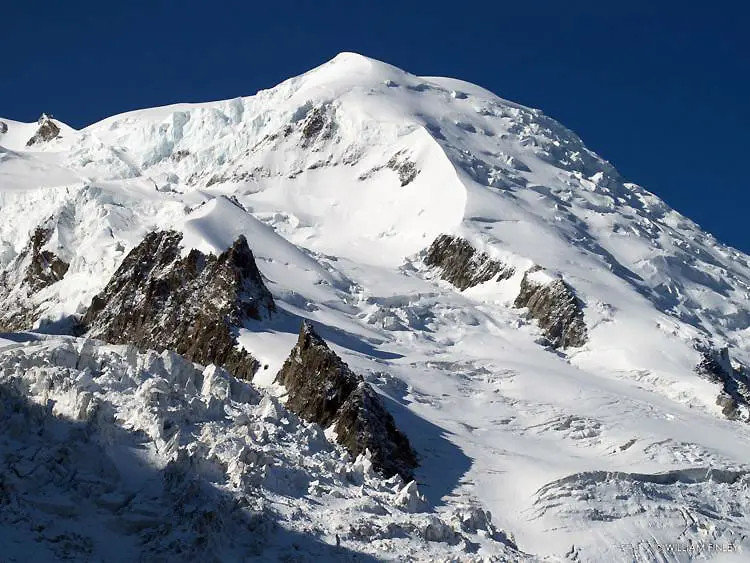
[2,52,750,561]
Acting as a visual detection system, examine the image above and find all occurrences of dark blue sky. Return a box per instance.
[3,1,748,252]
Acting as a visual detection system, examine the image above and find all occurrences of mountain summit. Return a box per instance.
[1,53,749,560]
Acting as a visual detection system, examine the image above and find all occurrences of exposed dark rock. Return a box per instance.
[172,149,190,162]
[335,381,418,479]
[0,121,7,134]
[81,230,275,380]
[695,346,750,421]
[425,235,514,291]
[0,224,69,331]
[205,166,270,188]
[357,151,419,185]
[224,194,246,211]
[424,237,586,349]
[502,154,531,172]
[22,227,69,292]
[406,83,430,93]
[275,322,418,480]
[0,286,36,332]
[302,108,325,139]
[26,115,61,146]
[300,106,335,145]
[455,121,477,133]
[514,267,587,349]
[387,151,419,186]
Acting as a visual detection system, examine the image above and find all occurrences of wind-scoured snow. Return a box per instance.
[2,52,750,561]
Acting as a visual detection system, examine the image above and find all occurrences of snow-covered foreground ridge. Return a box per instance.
[1,52,750,561]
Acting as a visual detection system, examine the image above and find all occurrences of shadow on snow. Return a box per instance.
[0,380,382,562]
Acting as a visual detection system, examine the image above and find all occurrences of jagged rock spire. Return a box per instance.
[81,230,275,379]
[26,114,60,146]
[276,321,418,480]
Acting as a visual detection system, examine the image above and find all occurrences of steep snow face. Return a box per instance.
[75,59,467,266]
[2,53,750,560]
[21,52,747,352]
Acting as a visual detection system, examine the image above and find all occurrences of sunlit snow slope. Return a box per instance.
[2,52,750,561]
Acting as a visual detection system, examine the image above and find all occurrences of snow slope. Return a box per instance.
[1,52,750,561]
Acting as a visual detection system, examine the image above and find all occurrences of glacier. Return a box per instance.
[1,52,749,561]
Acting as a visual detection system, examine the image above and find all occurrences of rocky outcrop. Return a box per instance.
[424,237,586,349]
[275,322,418,480]
[22,226,70,292]
[425,235,514,291]
[387,151,419,186]
[81,230,275,380]
[357,150,420,186]
[0,224,70,331]
[300,105,335,146]
[695,346,750,421]
[0,121,7,134]
[26,114,61,146]
[335,381,418,479]
[514,267,587,349]
[172,149,190,162]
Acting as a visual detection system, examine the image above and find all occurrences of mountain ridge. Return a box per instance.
[1,52,750,560]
